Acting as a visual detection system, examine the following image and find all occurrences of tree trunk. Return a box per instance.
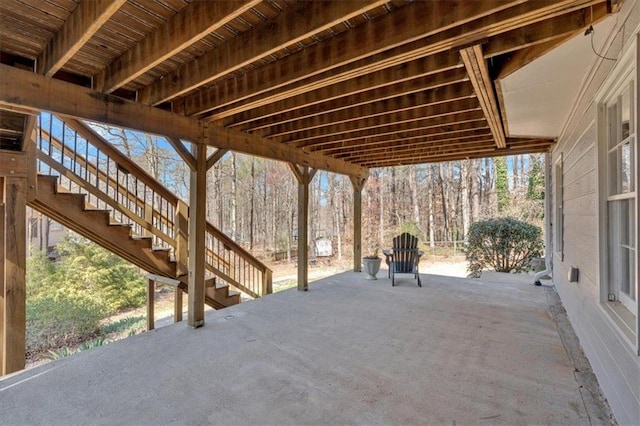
[230,153,237,239]
[428,167,436,250]
[438,163,449,241]
[471,159,481,222]
[409,165,420,230]
[249,158,255,250]
[461,160,470,239]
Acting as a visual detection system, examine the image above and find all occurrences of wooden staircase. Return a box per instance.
[30,175,240,309]
[29,113,272,311]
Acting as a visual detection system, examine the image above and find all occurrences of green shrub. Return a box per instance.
[26,293,104,357]
[465,217,543,278]
[55,237,146,313]
[26,236,147,358]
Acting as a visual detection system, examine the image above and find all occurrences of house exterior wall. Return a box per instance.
[551,1,640,423]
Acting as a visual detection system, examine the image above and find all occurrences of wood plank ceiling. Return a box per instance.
[0,0,617,174]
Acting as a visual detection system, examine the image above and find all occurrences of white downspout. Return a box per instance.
[535,152,553,285]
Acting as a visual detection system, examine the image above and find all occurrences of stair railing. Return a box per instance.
[35,113,272,297]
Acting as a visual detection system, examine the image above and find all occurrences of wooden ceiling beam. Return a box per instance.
[185,0,526,117]
[38,0,126,77]
[244,66,467,135]
[484,2,609,58]
[186,0,588,118]
[298,111,487,149]
[347,142,498,164]
[359,144,552,167]
[358,136,554,160]
[317,121,491,154]
[263,79,473,140]
[280,98,480,147]
[0,64,202,141]
[95,0,262,93]
[0,65,367,179]
[207,125,367,179]
[460,44,506,149]
[226,53,464,130]
[141,0,390,106]
[332,132,495,159]
[352,139,552,164]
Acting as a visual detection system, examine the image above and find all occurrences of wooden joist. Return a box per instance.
[0,0,613,169]
[272,84,476,144]
[38,0,126,77]
[460,44,506,149]
[292,98,480,147]
[303,111,486,151]
[96,0,262,93]
[185,0,584,119]
[227,53,464,131]
[141,0,389,106]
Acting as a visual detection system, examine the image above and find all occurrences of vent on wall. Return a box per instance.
[568,266,579,283]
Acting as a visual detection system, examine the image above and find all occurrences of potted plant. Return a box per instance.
[362,248,382,280]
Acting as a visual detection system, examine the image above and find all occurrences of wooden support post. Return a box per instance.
[0,178,4,372]
[144,206,154,238]
[289,164,316,291]
[147,279,155,331]
[23,116,38,202]
[1,177,27,375]
[174,200,189,277]
[188,143,207,327]
[174,287,183,323]
[263,269,273,295]
[350,176,367,272]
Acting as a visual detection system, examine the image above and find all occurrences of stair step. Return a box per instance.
[32,175,250,310]
[32,175,175,278]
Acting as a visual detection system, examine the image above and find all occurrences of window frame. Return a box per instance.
[596,36,640,354]
[554,154,564,261]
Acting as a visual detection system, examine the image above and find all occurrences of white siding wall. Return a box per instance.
[552,2,640,423]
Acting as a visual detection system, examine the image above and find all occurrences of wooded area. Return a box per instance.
[90,123,546,263]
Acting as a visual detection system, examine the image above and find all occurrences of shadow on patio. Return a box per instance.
[0,270,613,425]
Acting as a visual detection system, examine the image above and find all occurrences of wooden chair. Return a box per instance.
[382,233,423,287]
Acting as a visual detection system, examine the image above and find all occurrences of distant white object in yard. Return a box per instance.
[314,237,333,257]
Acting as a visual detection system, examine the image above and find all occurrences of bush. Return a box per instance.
[465,217,543,278]
[26,236,147,357]
[55,237,146,313]
[26,294,104,357]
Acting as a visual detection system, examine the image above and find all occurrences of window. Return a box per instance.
[555,155,564,260]
[605,80,637,316]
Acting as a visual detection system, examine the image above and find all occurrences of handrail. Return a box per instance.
[37,126,175,249]
[65,118,179,205]
[206,223,269,272]
[35,113,272,298]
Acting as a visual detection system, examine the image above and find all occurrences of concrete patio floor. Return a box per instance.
[0,270,613,425]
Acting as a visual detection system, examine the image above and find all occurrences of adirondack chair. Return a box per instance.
[382,233,423,287]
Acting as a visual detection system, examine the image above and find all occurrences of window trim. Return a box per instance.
[595,35,640,354]
[554,154,564,261]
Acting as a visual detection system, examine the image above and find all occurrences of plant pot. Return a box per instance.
[362,257,382,280]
